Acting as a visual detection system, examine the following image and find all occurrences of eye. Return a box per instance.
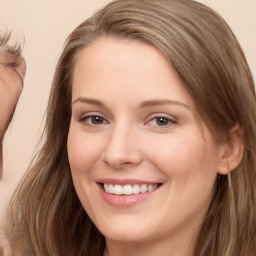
[79,115,108,126]
[0,62,15,67]
[148,116,177,127]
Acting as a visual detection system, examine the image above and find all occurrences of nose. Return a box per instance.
[102,124,143,169]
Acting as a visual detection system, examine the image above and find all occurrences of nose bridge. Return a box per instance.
[103,119,141,168]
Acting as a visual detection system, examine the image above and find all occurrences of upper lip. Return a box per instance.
[97,178,162,185]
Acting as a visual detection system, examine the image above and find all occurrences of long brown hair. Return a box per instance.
[5,0,256,255]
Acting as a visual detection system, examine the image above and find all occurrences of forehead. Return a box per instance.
[72,37,193,104]
[74,37,172,80]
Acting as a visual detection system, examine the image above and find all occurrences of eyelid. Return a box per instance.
[78,112,110,127]
[79,115,107,122]
[0,62,13,66]
[145,114,178,127]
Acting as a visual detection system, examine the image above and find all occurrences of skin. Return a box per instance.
[0,51,26,178]
[67,37,234,256]
[0,50,25,254]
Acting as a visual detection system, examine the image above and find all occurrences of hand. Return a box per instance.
[0,52,26,141]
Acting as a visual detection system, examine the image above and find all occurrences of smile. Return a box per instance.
[103,183,159,195]
[97,181,163,207]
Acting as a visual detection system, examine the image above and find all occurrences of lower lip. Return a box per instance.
[98,184,159,207]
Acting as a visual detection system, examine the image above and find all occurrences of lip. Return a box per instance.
[96,179,162,207]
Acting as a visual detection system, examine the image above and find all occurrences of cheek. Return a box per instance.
[67,127,105,213]
[67,128,104,175]
[148,134,219,219]
[146,132,220,182]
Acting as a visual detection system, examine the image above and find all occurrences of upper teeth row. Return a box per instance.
[103,184,158,195]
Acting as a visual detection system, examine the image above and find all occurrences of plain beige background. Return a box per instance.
[0,0,255,214]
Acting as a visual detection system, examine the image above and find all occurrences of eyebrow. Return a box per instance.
[140,99,190,110]
[72,97,190,110]
[72,97,104,106]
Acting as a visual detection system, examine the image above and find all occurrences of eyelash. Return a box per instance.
[79,115,109,126]
[79,114,177,128]
[147,116,177,127]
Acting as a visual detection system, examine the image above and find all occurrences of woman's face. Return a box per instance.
[68,37,224,246]
[0,53,25,138]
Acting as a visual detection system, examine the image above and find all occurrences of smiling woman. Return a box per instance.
[68,38,228,251]
[4,0,256,256]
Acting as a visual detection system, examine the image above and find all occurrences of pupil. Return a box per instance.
[157,117,168,126]
[93,116,103,124]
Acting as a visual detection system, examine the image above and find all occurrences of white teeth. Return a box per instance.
[123,185,133,195]
[114,185,123,195]
[141,184,147,193]
[104,184,108,191]
[147,185,154,192]
[132,184,140,194]
[109,184,114,194]
[103,183,159,195]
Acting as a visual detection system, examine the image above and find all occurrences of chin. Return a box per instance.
[97,219,156,243]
